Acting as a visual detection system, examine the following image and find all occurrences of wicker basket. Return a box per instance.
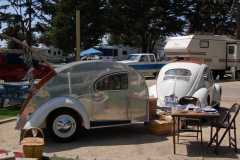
[21,128,44,159]
[147,120,173,136]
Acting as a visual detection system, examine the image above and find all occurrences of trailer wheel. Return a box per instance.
[47,108,81,142]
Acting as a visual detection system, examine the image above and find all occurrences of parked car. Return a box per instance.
[119,53,167,77]
[149,61,222,108]
[0,53,52,82]
[16,61,149,141]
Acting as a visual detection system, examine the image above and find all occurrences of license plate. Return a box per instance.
[164,95,178,107]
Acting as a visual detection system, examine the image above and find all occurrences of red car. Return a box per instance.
[0,53,52,82]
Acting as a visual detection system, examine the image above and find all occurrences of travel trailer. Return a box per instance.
[164,35,240,79]
[34,44,65,63]
[16,61,149,141]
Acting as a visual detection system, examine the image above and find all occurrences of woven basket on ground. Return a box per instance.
[147,120,173,135]
[21,128,44,159]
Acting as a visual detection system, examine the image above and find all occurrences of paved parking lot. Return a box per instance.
[0,80,240,160]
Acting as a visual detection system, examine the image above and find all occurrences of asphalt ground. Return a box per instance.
[0,80,240,160]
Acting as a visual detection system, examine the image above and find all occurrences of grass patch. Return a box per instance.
[0,106,19,120]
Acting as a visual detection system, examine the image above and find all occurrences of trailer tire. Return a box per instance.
[47,108,81,142]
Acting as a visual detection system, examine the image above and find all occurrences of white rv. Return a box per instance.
[164,35,240,79]
[33,44,65,64]
[95,45,140,61]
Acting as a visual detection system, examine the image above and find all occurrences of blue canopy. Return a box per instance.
[80,48,103,56]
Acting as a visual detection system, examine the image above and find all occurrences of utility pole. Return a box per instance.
[27,0,32,46]
[76,10,80,61]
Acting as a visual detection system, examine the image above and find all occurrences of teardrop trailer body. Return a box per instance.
[16,61,149,141]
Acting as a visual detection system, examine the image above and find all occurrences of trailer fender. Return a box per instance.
[192,88,208,107]
[24,96,90,130]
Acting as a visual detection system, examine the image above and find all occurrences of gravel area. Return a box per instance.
[0,80,240,160]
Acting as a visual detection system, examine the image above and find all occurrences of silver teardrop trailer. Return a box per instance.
[16,61,149,141]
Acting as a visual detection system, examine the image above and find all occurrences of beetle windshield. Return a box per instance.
[164,69,191,81]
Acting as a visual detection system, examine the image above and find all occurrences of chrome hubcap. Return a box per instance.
[53,114,76,138]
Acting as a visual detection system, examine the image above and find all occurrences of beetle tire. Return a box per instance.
[47,109,81,142]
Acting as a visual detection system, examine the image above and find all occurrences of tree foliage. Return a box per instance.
[0,0,55,47]
[45,0,107,53]
[185,0,235,35]
[1,0,240,53]
[106,0,186,53]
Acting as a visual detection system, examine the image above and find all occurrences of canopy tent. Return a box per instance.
[80,48,103,57]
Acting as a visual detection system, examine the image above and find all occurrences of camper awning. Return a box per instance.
[80,48,103,56]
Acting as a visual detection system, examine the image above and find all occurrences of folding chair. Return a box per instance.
[177,96,202,144]
[209,103,240,152]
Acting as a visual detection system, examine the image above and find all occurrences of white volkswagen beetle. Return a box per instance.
[149,62,221,108]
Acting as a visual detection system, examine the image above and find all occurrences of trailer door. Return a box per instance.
[92,72,128,121]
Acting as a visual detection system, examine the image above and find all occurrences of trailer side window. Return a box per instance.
[200,40,209,48]
[95,73,128,91]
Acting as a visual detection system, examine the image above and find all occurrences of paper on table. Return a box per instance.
[203,106,217,112]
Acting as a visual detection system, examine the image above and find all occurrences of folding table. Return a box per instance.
[171,111,220,154]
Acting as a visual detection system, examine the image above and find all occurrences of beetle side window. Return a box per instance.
[202,68,213,88]
[203,71,208,81]
[96,73,128,91]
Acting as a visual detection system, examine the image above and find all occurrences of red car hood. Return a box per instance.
[0,64,52,82]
